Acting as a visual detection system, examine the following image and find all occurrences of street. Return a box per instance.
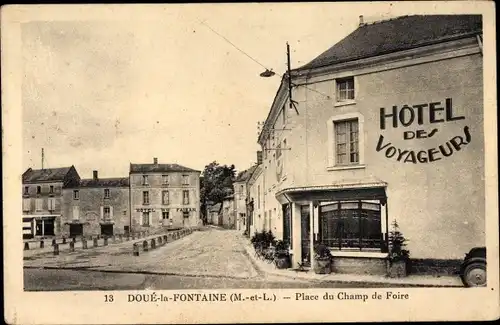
[24,228,419,290]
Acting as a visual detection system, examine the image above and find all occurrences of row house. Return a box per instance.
[220,194,236,229]
[130,158,201,231]
[22,166,80,239]
[232,165,258,232]
[61,171,130,237]
[251,15,484,274]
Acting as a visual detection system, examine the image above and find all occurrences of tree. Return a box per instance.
[200,161,236,225]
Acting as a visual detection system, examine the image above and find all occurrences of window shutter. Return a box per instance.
[110,206,114,218]
[149,213,152,226]
[100,206,104,219]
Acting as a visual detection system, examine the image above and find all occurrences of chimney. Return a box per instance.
[153,157,158,165]
[93,170,98,180]
[359,15,365,27]
[257,151,263,165]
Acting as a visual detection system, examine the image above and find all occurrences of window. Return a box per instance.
[104,189,110,198]
[48,198,56,211]
[335,119,359,165]
[162,211,169,219]
[336,77,354,102]
[103,207,111,219]
[162,190,169,205]
[72,206,80,220]
[24,186,29,195]
[182,175,189,185]
[35,198,43,211]
[37,186,41,195]
[23,198,31,212]
[162,175,169,185]
[183,211,189,218]
[142,212,150,226]
[49,185,54,194]
[142,175,149,185]
[143,191,149,205]
[73,190,79,200]
[319,201,382,251]
[183,190,189,205]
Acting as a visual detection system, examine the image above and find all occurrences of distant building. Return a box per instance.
[233,165,258,232]
[61,170,130,237]
[206,203,222,225]
[129,158,201,231]
[221,195,235,229]
[22,166,80,239]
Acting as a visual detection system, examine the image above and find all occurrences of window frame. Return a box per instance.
[182,175,189,185]
[103,206,111,219]
[142,212,150,226]
[162,174,169,185]
[162,190,169,205]
[104,188,110,199]
[327,113,365,170]
[23,186,29,196]
[334,119,359,166]
[162,211,169,220]
[182,190,190,205]
[142,175,149,185]
[335,76,355,103]
[73,190,80,200]
[143,191,150,205]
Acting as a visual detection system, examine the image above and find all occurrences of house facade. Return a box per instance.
[220,195,236,229]
[22,166,80,239]
[129,158,201,231]
[233,165,258,232]
[61,171,130,237]
[252,15,484,274]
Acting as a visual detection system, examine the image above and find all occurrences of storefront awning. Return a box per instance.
[276,181,387,203]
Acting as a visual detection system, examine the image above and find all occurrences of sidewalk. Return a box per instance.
[243,244,463,287]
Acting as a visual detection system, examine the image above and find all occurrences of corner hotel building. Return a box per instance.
[249,15,484,274]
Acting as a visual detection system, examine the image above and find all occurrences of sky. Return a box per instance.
[21,3,413,178]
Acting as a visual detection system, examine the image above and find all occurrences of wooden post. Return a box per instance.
[163,235,168,243]
[151,238,156,249]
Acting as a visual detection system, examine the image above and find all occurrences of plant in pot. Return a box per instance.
[313,243,333,274]
[273,240,291,269]
[387,220,410,278]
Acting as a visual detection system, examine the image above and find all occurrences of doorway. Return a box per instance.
[69,223,83,237]
[100,224,114,236]
[300,205,311,266]
[35,217,55,237]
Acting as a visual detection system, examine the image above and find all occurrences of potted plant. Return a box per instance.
[273,240,291,269]
[313,243,333,274]
[387,220,410,278]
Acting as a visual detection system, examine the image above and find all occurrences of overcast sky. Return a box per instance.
[21,4,422,178]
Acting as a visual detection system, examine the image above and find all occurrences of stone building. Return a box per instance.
[129,158,201,231]
[220,194,235,229]
[233,165,258,232]
[61,170,130,237]
[22,166,80,239]
[251,15,484,274]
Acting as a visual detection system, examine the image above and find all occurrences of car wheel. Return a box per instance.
[461,262,486,287]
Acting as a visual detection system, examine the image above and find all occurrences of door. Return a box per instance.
[35,219,43,236]
[43,218,55,236]
[301,205,311,266]
[70,224,83,237]
[100,224,114,236]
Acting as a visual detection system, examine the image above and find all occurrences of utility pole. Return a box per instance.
[286,42,299,115]
[41,148,44,170]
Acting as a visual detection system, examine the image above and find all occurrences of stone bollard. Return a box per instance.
[52,238,56,246]
[69,241,75,252]
[112,235,116,244]
[163,235,168,243]
[24,242,29,251]
[151,238,156,249]
[143,240,149,252]
[62,237,67,244]
[158,236,162,245]
[53,243,59,255]
[82,238,88,249]
[40,240,44,248]
[104,237,108,246]
[133,243,140,256]
[93,238,98,247]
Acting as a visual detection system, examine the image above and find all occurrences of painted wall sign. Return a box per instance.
[136,208,155,212]
[176,208,196,212]
[376,98,471,163]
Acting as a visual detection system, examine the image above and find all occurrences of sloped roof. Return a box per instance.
[22,167,73,183]
[296,15,482,71]
[235,165,258,182]
[130,163,200,173]
[79,177,129,188]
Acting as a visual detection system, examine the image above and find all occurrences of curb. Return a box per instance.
[244,245,462,288]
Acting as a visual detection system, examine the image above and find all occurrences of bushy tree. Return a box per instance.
[200,161,236,224]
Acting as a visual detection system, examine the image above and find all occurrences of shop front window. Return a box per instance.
[319,201,382,251]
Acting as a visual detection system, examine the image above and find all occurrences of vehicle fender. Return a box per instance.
[460,257,487,273]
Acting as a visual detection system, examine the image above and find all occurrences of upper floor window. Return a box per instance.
[162,190,169,205]
[35,198,43,211]
[23,198,31,212]
[37,186,41,195]
[24,186,29,195]
[142,175,149,185]
[48,198,56,211]
[162,175,169,185]
[336,77,355,102]
[143,191,149,205]
[335,119,359,165]
[103,207,111,219]
[182,175,189,185]
[182,190,190,205]
[73,190,79,200]
[104,188,110,199]
[49,185,54,194]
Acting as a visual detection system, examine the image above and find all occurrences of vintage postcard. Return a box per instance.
[2,2,499,324]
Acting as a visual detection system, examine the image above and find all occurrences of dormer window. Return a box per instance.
[336,77,355,102]
[36,186,41,195]
[24,186,29,195]
[142,175,149,185]
[49,185,54,195]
